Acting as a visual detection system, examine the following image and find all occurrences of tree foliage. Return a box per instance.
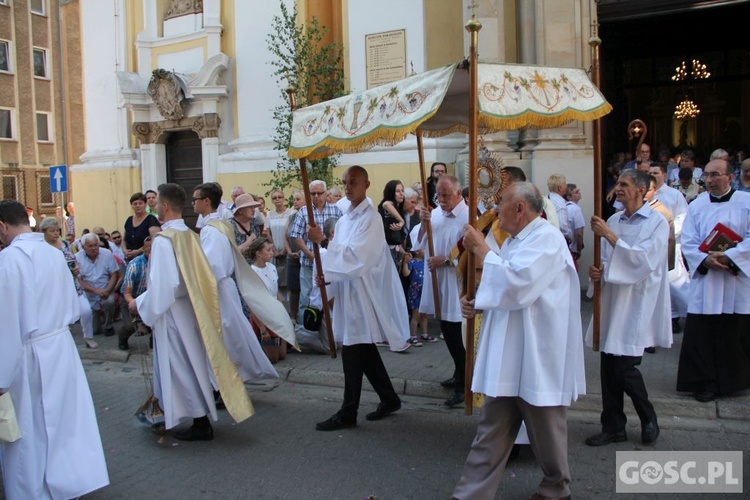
[264,2,347,196]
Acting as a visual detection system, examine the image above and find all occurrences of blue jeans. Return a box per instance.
[298,264,313,323]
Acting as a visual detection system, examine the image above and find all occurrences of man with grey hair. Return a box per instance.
[453,182,585,500]
[290,179,342,322]
[412,175,468,408]
[585,169,671,447]
[546,174,574,245]
[76,232,120,336]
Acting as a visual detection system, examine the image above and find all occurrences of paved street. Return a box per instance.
[2,297,749,499]
[2,352,749,500]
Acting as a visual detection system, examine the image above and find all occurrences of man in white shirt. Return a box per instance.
[676,159,750,402]
[0,200,109,499]
[547,174,574,246]
[585,169,672,447]
[452,183,585,500]
[412,175,468,408]
[564,183,586,263]
[309,166,410,431]
[76,233,120,336]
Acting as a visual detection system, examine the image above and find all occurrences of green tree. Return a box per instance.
[265,2,347,196]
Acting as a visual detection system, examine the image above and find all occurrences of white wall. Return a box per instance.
[80,0,129,153]
[233,0,292,139]
[346,1,426,93]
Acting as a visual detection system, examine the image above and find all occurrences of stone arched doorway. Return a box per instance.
[166,130,202,229]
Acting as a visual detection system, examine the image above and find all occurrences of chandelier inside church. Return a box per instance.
[671,59,711,81]
[674,99,700,120]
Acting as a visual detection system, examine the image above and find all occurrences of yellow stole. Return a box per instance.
[157,228,254,423]
[206,219,298,349]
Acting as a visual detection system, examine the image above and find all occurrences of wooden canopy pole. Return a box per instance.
[286,84,337,359]
[589,23,603,352]
[416,131,442,321]
[463,15,482,415]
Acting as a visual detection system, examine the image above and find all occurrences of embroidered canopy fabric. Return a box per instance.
[288,61,612,160]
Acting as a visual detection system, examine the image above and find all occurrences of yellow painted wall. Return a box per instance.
[125,0,144,73]
[151,38,207,69]
[424,0,464,70]
[73,168,142,236]
[220,0,238,139]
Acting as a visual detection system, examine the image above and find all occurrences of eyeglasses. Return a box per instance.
[272,196,284,200]
[192,197,206,203]
[701,172,728,180]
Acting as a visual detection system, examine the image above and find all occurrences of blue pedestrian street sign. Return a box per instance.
[49,165,68,193]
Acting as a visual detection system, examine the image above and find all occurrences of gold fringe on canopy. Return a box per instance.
[288,61,612,160]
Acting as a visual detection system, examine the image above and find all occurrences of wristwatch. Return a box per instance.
[444,257,452,267]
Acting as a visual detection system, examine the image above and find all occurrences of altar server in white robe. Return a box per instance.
[585,169,672,448]
[309,166,410,431]
[131,184,223,441]
[411,175,468,408]
[649,163,691,331]
[193,183,278,383]
[0,200,109,500]
[452,183,585,500]
[677,159,750,402]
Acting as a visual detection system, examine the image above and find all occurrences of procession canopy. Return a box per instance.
[288,61,612,160]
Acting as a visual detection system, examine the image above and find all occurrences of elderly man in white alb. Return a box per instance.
[585,169,672,447]
[451,183,585,500]
[309,166,410,431]
[0,200,109,500]
[412,175,468,408]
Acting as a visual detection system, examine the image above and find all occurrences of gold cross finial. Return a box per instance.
[468,0,479,18]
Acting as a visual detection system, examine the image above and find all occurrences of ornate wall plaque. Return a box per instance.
[147,69,186,120]
[164,0,203,21]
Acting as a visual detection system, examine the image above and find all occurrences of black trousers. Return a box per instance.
[441,320,466,393]
[340,343,400,419]
[600,352,656,433]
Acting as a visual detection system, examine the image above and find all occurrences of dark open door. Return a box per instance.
[165,130,202,230]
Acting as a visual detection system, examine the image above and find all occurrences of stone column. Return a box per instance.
[139,143,167,191]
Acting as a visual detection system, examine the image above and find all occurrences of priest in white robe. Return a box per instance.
[585,169,672,448]
[131,183,253,442]
[193,183,278,384]
[452,182,585,500]
[309,166,410,431]
[677,159,750,402]
[0,200,109,500]
[411,175,468,408]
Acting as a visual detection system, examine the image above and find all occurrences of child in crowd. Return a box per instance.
[401,249,437,346]
[250,237,286,362]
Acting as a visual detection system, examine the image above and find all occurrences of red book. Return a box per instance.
[699,223,743,253]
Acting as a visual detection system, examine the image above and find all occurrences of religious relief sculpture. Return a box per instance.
[147,69,186,121]
[164,0,203,21]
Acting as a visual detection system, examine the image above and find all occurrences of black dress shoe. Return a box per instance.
[315,412,357,431]
[444,392,465,408]
[672,318,682,334]
[365,401,401,421]
[695,391,717,402]
[644,346,656,354]
[440,377,456,388]
[118,342,129,351]
[585,430,627,446]
[642,420,660,444]
[174,424,214,441]
[104,328,116,337]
